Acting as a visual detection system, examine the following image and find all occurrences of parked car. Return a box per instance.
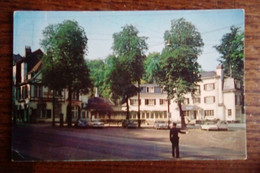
[201,121,228,131]
[91,119,105,128]
[75,119,91,128]
[153,121,169,129]
[122,120,138,128]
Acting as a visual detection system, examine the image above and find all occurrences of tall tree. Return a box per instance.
[105,55,138,119]
[41,53,66,127]
[215,26,244,81]
[41,20,92,127]
[112,25,148,127]
[159,18,204,128]
[215,26,244,112]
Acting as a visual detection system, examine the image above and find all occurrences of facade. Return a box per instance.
[12,47,87,123]
[126,65,244,123]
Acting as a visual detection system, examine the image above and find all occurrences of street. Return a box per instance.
[12,124,246,161]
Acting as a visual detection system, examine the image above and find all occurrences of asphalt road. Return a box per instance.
[12,124,246,161]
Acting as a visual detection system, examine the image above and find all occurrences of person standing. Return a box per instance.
[169,122,188,158]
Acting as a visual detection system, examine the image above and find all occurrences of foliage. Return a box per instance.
[41,20,92,127]
[107,25,148,120]
[112,24,148,82]
[158,18,204,128]
[87,59,111,98]
[143,52,162,83]
[215,26,244,82]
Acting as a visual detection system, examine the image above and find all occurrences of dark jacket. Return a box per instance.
[170,127,185,143]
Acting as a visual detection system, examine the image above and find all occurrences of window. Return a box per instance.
[145,99,156,105]
[164,112,167,119]
[34,85,43,98]
[228,109,232,116]
[146,113,150,119]
[193,97,201,104]
[155,113,158,119]
[154,87,161,93]
[130,99,140,106]
[204,110,214,116]
[147,87,154,93]
[151,113,154,119]
[183,111,190,117]
[142,113,145,119]
[195,85,201,95]
[72,92,79,100]
[160,99,168,105]
[204,83,215,91]
[141,87,146,93]
[184,98,190,104]
[204,96,215,104]
[72,106,78,118]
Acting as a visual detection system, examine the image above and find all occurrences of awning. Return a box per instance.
[182,105,202,111]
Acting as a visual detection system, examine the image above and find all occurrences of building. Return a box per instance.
[12,47,87,123]
[126,65,244,123]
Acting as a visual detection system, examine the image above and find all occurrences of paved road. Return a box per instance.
[12,124,246,161]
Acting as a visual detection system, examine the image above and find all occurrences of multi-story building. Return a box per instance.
[12,47,87,123]
[127,65,244,123]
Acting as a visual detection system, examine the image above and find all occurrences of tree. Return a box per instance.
[105,55,138,119]
[112,25,148,127]
[143,52,162,83]
[41,53,66,127]
[215,26,244,112]
[41,20,92,127]
[87,59,111,98]
[159,18,204,128]
[215,26,244,82]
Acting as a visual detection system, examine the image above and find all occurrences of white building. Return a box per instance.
[12,47,89,123]
[127,65,244,123]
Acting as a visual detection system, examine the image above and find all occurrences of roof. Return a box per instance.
[200,71,216,79]
[223,77,236,91]
[86,97,115,113]
[28,59,42,74]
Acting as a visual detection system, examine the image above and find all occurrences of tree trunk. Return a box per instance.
[178,101,186,129]
[67,86,72,127]
[137,80,141,128]
[168,97,170,128]
[126,97,129,120]
[52,90,55,127]
[77,106,81,121]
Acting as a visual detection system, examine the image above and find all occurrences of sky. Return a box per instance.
[13,10,244,71]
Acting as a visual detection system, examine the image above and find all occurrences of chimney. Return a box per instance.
[25,46,31,57]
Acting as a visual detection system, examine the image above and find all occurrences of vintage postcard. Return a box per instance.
[12,10,246,161]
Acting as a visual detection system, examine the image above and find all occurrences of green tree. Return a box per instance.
[87,59,111,98]
[41,20,92,127]
[215,26,244,112]
[41,53,67,127]
[112,25,148,127]
[215,26,244,81]
[159,18,204,128]
[105,55,138,119]
[143,52,162,83]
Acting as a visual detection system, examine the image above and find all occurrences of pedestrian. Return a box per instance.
[169,122,188,158]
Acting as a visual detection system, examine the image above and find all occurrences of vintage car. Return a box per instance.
[153,121,169,129]
[201,121,228,131]
[122,120,138,128]
[75,119,91,128]
[91,119,105,128]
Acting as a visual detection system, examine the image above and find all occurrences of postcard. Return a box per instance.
[12,10,246,161]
